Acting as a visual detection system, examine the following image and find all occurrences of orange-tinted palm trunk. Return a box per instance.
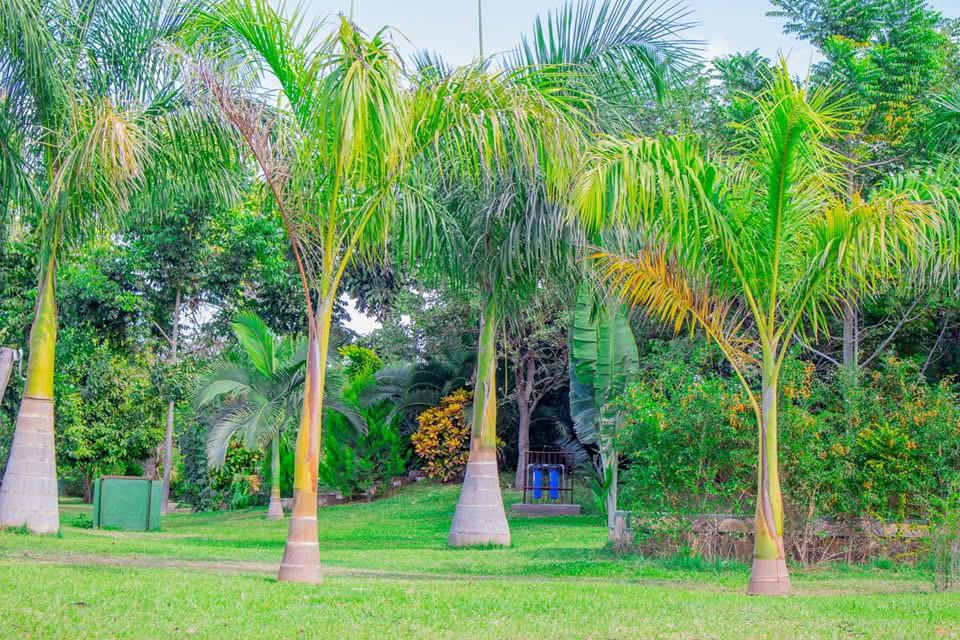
[277,297,333,583]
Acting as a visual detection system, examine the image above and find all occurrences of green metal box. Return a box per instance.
[92,476,162,531]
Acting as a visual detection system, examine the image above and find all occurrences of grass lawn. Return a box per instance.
[1,482,957,639]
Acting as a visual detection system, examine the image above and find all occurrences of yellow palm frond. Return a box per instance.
[593,248,754,368]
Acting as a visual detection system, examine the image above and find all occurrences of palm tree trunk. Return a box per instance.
[0,254,60,534]
[277,296,332,582]
[747,351,790,595]
[449,299,510,547]
[267,434,284,520]
[160,287,181,515]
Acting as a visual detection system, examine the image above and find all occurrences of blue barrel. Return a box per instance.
[548,466,561,500]
[531,466,543,500]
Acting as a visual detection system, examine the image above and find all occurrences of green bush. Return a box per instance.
[617,340,960,524]
[318,345,410,497]
[55,328,165,502]
[319,415,409,497]
[176,414,264,511]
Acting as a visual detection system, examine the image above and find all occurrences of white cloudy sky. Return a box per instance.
[270,0,958,334]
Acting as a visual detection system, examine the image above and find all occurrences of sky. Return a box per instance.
[291,0,958,75]
[278,0,960,334]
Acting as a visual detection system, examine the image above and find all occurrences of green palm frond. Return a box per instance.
[231,311,277,379]
[926,90,960,155]
[509,0,698,106]
[194,360,252,407]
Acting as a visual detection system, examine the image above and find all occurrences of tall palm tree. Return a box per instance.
[182,0,495,581]
[574,63,952,594]
[414,0,695,547]
[195,312,360,520]
[183,1,410,583]
[0,0,233,534]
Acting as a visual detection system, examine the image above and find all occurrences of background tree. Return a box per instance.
[0,0,230,533]
[504,295,569,488]
[768,0,958,368]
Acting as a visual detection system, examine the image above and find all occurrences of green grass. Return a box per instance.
[1,482,958,639]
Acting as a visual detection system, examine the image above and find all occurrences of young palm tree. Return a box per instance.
[0,0,232,534]
[574,64,948,594]
[195,313,360,520]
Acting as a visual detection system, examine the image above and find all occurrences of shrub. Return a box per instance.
[177,415,263,512]
[317,344,410,496]
[616,340,960,524]
[411,389,471,482]
[71,513,93,529]
[319,416,409,496]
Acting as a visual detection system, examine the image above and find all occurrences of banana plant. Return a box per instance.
[569,284,638,533]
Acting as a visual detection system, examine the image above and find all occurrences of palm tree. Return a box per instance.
[361,349,475,433]
[414,0,694,547]
[181,0,601,569]
[0,0,232,534]
[574,63,952,594]
[195,312,360,520]
[183,1,406,583]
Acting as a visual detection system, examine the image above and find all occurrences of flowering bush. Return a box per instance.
[411,389,471,482]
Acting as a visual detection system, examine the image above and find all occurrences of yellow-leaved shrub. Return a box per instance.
[411,389,471,482]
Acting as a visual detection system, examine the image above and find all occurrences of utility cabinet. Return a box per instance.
[92,476,162,531]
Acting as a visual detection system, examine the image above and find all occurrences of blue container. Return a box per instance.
[548,466,561,500]
[531,466,544,500]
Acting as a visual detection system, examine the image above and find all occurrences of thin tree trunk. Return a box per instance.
[0,347,14,404]
[603,448,618,537]
[842,298,859,369]
[449,299,510,547]
[514,356,533,489]
[278,297,332,583]
[514,407,531,489]
[747,350,790,595]
[81,474,93,504]
[841,168,860,371]
[160,287,181,515]
[267,434,284,519]
[0,254,60,534]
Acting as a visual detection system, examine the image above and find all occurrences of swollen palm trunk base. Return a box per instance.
[0,397,59,534]
[747,558,791,595]
[266,491,284,520]
[277,490,321,583]
[448,454,511,547]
